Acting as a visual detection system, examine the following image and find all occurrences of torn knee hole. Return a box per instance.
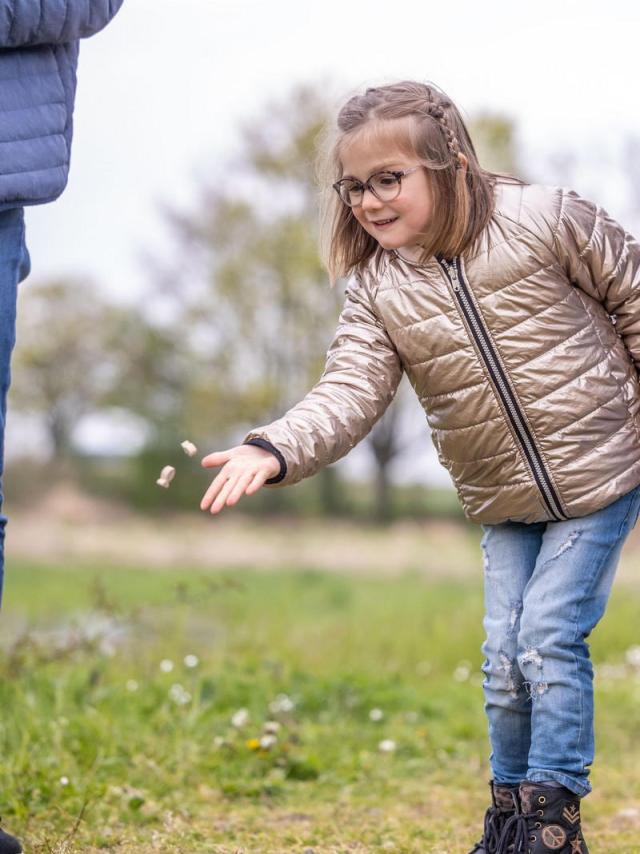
[498,652,520,699]
[550,530,580,561]
[520,646,543,668]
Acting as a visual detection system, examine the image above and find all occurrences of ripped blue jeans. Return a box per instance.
[480,483,640,797]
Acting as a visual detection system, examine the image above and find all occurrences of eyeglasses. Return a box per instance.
[332,166,422,207]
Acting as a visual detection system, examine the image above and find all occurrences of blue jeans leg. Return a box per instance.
[480,483,640,797]
[480,519,544,786]
[0,207,30,609]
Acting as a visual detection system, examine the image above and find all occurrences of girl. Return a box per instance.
[199,80,640,854]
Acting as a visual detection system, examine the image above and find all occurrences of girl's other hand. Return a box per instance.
[200,444,281,514]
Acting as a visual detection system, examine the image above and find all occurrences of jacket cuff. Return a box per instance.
[243,438,287,484]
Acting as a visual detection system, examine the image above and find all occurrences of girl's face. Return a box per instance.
[339,132,433,255]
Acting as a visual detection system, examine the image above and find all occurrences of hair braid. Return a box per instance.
[423,98,463,166]
[354,85,462,168]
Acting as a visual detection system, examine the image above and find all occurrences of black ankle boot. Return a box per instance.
[468,780,520,854]
[0,817,22,854]
[496,780,589,853]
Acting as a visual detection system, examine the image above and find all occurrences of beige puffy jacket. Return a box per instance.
[243,180,640,524]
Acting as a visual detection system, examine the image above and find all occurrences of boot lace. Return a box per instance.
[470,804,510,854]
[496,809,539,854]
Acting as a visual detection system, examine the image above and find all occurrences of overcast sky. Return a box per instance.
[10,0,640,481]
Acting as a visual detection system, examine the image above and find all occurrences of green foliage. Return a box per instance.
[1,561,639,851]
[11,278,128,456]
[156,84,345,449]
[470,113,522,176]
[69,448,463,520]
[11,277,187,458]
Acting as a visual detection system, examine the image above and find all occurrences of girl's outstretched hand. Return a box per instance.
[200,444,281,514]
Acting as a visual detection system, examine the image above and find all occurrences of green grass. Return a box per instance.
[1,561,640,852]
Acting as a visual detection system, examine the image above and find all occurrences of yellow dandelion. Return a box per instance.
[246,738,261,750]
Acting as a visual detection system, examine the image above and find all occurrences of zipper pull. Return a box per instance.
[448,259,460,291]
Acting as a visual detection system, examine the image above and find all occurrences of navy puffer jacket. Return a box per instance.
[0,0,124,211]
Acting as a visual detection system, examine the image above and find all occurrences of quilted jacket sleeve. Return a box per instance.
[0,0,124,47]
[241,273,404,488]
[553,186,640,372]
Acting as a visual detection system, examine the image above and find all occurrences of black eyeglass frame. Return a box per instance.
[332,165,422,207]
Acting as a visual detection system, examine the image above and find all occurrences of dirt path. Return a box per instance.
[6,483,640,583]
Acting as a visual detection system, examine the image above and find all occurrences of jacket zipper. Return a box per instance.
[437,256,568,522]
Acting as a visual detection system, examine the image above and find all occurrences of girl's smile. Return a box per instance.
[369,216,399,229]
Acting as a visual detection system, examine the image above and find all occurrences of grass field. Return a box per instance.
[1,520,640,852]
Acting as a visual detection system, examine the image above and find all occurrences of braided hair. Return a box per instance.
[317,79,518,284]
[421,99,463,165]
[346,82,468,169]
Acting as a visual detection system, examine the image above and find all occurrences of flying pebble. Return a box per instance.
[181,440,198,457]
[156,465,176,488]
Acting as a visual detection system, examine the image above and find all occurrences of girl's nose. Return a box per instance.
[360,187,384,211]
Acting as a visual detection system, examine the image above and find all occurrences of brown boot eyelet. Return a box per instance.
[534,821,541,828]
[529,835,537,842]
[537,809,544,816]
[538,796,546,804]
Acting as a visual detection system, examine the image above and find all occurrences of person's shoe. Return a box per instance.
[496,780,589,853]
[0,817,22,854]
[468,780,520,853]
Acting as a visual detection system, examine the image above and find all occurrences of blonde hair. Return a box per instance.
[316,80,523,286]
